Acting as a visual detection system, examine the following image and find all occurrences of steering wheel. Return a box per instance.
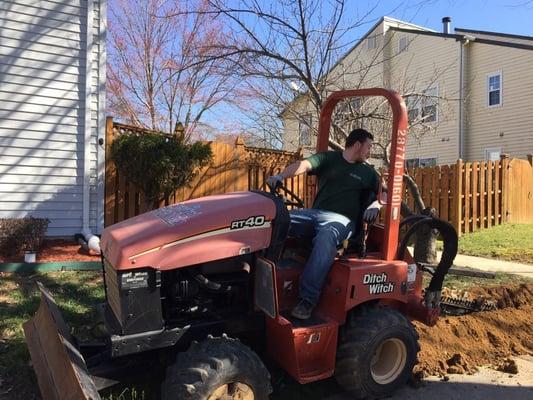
[262,181,305,208]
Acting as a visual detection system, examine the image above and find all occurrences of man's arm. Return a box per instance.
[267,159,313,188]
[278,159,313,179]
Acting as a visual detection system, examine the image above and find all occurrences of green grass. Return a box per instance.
[0,271,106,400]
[1,268,531,400]
[457,224,533,264]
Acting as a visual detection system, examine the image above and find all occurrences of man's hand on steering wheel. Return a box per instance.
[265,174,305,208]
[266,174,283,190]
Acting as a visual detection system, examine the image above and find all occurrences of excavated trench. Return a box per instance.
[414,283,533,377]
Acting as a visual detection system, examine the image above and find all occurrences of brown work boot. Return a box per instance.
[291,299,314,320]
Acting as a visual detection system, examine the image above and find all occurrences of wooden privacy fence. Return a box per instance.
[105,119,533,235]
[404,155,533,235]
[104,119,307,226]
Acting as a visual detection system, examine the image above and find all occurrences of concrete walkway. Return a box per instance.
[450,252,533,278]
[408,247,533,278]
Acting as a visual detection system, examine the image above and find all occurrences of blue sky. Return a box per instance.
[193,0,533,139]
[369,0,533,36]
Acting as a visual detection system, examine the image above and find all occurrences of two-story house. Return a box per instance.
[281,16,533,166]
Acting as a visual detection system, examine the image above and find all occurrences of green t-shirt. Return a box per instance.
[306,151,379,222]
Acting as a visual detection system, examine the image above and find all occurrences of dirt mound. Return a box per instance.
[414,283,533,377]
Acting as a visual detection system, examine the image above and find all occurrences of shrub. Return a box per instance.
[0,217,50,257]
[111,132,213,210]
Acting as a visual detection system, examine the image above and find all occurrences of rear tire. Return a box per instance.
[334,306,419,399]
[162,336,272,400]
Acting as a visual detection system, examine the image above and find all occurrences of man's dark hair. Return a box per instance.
[345,128,373,148]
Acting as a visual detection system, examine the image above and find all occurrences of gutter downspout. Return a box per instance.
[459,35,474,160]
[82,0,101,254]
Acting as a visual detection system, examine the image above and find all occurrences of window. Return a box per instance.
[419,157,437,167]
[399,36,408,53]
[406,158,419,168]
[349,98,361,114]
[406,157,437,168]
[405,86,438,124]
[485,147,502,161]
[405,96,420,124]
[367,35,376,50]
[421,86,438,123]
[487,72,502,107]
[299,114,312,146]
[337,98,360,116]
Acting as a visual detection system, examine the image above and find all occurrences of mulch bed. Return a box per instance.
[0,239,100,263]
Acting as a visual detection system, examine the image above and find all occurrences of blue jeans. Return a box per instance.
[289,209,355,306]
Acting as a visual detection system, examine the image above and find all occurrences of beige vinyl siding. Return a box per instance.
[281,18,434,155]
[465,43,533,161]
[282,18,532,165]
[387,32,460,165]
[282,95,319,153]
[327,22,387,91]
[0,0,105,236]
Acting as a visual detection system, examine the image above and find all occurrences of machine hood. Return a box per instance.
[101,191,277,270]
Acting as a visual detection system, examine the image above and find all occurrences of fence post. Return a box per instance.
[500,154,510,223]
[453,159,463,236]
[104,117,115,227]
[233,137,247,191]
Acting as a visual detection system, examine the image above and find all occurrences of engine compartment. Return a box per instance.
[159,255,255,325]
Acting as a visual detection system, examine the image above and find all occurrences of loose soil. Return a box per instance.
[414,283,533,377]
[0,239,99,263]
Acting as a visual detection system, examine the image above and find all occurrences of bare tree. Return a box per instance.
[171,0,393,146]
[174,0,452,262]
[107,0,241,139]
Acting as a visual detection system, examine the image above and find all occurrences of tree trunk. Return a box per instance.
[413,207,439,264]
[403,174,438,264]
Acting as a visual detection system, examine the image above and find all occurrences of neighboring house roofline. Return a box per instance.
[279,16,432,118]
[389,26,533,51]
[388,26,463,40]
[455,27,533,42]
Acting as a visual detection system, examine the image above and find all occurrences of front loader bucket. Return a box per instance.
[23,282,101,400]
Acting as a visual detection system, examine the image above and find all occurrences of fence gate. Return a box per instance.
[507,157,533,223]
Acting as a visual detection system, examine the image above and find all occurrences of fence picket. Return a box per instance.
[471,161,479,231]
[479,163,486,228]
[464,162,471,233]
[494,160,501,225]
[487,161,493,228]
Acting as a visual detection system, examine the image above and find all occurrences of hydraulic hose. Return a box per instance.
[189,270,235,293]
[397,216,458,307]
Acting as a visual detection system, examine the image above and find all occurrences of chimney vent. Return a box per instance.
[442,17,451,34]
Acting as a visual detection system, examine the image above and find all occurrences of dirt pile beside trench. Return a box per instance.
[414,283,533,377]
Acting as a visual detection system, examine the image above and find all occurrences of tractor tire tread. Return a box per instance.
[335,306,419,399]
[162,336,272,400]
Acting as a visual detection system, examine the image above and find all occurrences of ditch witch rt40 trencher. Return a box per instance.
[24,88,457,400]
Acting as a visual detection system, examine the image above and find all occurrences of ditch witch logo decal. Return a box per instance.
[363,273,395,294]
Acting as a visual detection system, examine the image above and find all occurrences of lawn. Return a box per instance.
[457,223,533,265]
[0,267,531,400]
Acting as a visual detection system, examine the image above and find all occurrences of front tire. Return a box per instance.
[335,306,419,399]
[162,335,272,400]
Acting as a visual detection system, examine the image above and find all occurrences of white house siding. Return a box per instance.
[465,42,533,161]
[0,0,105,236]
